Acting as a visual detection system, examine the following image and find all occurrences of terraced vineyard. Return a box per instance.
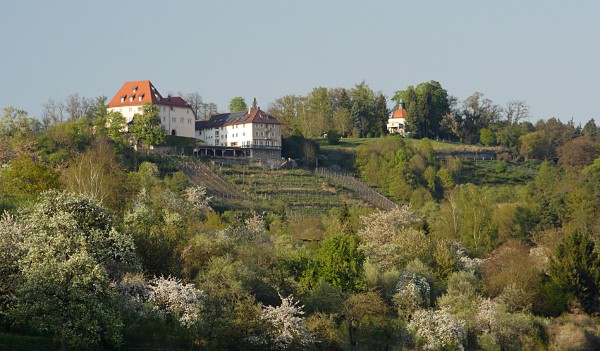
[175,158,251,206]
[219,165,373,216]
[173,157,397,216]
[317,167,396,210]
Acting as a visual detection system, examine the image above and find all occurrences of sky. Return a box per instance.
[1,0,599,126]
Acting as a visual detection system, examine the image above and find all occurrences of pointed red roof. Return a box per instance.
[391,108,407,119]
[107,80,163,107]
[108,80,192,109]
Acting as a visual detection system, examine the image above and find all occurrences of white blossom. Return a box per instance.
[225,213,271,243]
[185,185,212,212]
[252,293,314,350]
[408,308,466,351]
[148,276,204,328]
[357,206,427,270]
[393,272,431,319]
[454,242,485,270]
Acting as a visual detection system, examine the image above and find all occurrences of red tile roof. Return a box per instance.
[107,80,191,108]
[245,107,282,124]
[391,108,407,119]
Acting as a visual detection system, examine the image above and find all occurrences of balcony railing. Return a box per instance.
[239,144,281,149]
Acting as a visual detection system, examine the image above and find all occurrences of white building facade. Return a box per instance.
[195,106,282,159]
[107,80,196,138]
[387,101,408,136]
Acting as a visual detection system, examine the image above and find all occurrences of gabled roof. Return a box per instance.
[107,80,191,108]
[108,80,162,107]
[391,108,407,119]
[196,107,282,129]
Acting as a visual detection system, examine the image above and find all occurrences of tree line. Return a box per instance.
[1,83,600,350]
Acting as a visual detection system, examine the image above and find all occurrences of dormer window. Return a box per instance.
[138,94,144,102]
[132,86,138,93]
[120,96,126,103]
[129,95,135,102]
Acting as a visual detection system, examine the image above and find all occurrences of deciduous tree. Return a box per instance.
[229,96,247,112]
[504,99,530,125]
[392,81,450,139]
[130,103,166,146]
[459,92,501,144]
[357,206,428,270]
[10,191,138,349]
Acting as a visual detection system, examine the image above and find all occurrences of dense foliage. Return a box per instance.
[1,86,600,350]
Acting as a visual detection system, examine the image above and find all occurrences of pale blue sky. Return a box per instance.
[1,0,599,125]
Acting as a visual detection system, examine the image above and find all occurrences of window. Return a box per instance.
[180,118,184,123]
[129,96,134,102]
[120,96,125,102]
[163,117,166,122]
[172,117,176,122]
[129,107,132,112]
[188,119,192,124]
[138,95,143,102]
[255,131,258,136]
[132,87,137,93]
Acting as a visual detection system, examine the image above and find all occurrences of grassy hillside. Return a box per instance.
[317,136,504,153]
[317,137,505,171]
[459,159,541,185]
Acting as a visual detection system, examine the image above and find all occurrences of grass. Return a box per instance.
[317,136,504,153]
[459,160,541,185]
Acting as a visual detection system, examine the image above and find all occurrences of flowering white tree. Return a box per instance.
[185,185,212,212]
[11,193,134,350]
[251,293,314,350]
[357,205,428,270]
[408,308,466,351]
[454,242,485,271]
[475,298,534,350]
[4,191,139,350]
[0,212,24,315]
[226,212,271,244]
[393,271,431,320]
[148,276,204,328]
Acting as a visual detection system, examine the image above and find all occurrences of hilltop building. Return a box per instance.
[387,100,407,136]
[107,80,196,138]
[195,99,282,159]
